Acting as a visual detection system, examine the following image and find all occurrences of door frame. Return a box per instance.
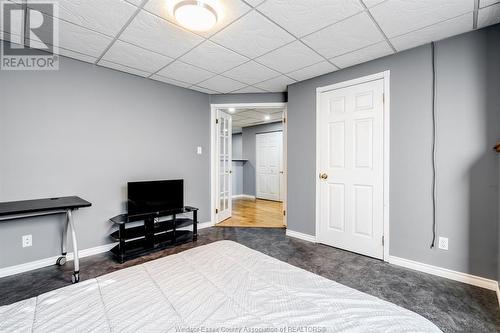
[315,71,391,261]
[210,102,288,226]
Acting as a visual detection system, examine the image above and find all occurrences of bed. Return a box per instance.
[0,240,441,332]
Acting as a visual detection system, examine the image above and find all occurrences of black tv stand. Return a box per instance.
[109,206,198,263]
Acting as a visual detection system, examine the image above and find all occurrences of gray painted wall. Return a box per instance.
[0,55,210,268]
[242,122,283,196]
[232,133,243,196]
[209,92,287,104]
[287,26,500,279]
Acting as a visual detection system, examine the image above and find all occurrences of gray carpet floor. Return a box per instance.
[0,227,498,332]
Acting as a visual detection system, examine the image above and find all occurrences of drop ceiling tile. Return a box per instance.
[254,75,295,92]
[362,0,387,7]
[331,41,393,68]
[232,86,267,93]
[98,60,150,77]
[56,20,113,57]
[255,41,324,73]
[287,61,337,81]
[58,48,97,64]
[369,0,474,38]
[211,11,294,58]
[102,40,173,73]
[150,74,192,88]
[390,13,472,51]
[245,0,266,6]
[157,61,215,84]
[223,61,280,85]
[480,0,500,8]
[478,3,500,28]
[144,0,251,37]
[190,85,220,94]
[33,0,137,37]
[179,40,248,73]
[125,0,144,6]
[302,12,384,58]
[197,75,247,93]
[258,0,364,37]
[120,10,203,58]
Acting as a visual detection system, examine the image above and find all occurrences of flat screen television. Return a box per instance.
[127,179,184,216]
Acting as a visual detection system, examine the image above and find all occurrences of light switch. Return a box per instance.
[197,146,202,155]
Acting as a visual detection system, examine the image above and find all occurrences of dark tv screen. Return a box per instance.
[127,179,184,216]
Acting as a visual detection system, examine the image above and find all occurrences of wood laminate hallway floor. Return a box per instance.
[216,197,285,228]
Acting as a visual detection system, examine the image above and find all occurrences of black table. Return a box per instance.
[0,196,91,283]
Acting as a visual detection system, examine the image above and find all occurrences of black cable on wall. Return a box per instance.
[430,41,437,249]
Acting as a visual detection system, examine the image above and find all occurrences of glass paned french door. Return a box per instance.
[216,110,232,222]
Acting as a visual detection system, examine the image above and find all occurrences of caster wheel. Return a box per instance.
[56,256,67,266]
[71,273,80,284]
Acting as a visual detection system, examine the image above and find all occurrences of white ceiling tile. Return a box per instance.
[35,0,137,37]
[287,61,337,81]
[362,0,387,7]
[223,61,280,85]
[211,11,294,58]
[255,40,324,73]
[58,48,97,64]
[232,86,267,93]
[124,0,143,5]
[245,0,266,7]
[254,75,295,92]
[98,59,150,77]
[369,0,474,38]
[157,61,215,84]
[331,41,393,68]
[120,10,203,58]
[478,3,500,28]
[197,75,247,93]
[390,13,472,51]
[480,0,500,8]
[150,74,192,88]
[190,85,220,94]
[179,40,248,73]
[102,40,173,73]
[258,0,364,37]
[56,20,113,57]
[302,12,384,59]
[144,0,251,37]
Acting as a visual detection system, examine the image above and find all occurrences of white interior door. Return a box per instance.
[256,131,282,201]
[318,79,385,259]
[216,110,232,222]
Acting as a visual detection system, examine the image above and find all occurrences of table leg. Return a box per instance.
[67,210,80,283]
[56,214,69,266]
[193,210,197,241]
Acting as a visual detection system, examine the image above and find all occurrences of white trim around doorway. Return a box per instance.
[210,102,287,226]
[315,71,391,261]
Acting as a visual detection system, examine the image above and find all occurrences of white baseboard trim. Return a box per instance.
[0,243,116,279]
[232,194,256,200]
[286,229,316,243]
[496,282,500,308]
[197,221,214,229]
[388,255,498,291]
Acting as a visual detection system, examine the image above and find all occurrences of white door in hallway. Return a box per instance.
[256,131,283,201]
[216,110,232,222]
[317,79,385,259]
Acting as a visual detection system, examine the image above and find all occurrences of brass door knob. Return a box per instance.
[319,172,328,180]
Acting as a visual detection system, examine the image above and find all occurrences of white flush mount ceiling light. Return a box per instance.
[264,114,271,121]
[228,107,235,112]
[174,0,218,31]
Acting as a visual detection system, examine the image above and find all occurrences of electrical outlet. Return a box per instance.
[22,234,32,248]
[438,237,448,250]
[197,146,202,155]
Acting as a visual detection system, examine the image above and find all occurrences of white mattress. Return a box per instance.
[0,240,441,332]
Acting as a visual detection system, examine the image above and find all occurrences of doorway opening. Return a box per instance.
[210,103,287,228]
